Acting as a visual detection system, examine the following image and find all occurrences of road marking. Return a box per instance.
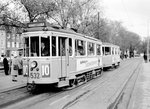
[49,95,69,106]
[82,84,91,89]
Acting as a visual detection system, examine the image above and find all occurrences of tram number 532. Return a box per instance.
[42,65,50,77]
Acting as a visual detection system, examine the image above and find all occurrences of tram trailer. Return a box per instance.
[102,43,120,69]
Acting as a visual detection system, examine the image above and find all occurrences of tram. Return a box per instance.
[22,22,103,91]
[102,42,120,69]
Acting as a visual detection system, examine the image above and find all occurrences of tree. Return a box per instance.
[0,1,25,28]
[18,0,57,22]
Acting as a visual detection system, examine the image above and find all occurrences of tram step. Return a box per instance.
[58,80,69,87]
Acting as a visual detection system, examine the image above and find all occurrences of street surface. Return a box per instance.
[1,58,143,109]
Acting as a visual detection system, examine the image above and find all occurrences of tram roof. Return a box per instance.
[102,42,119,47]
[23,22,101,42]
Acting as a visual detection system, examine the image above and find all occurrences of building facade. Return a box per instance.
[0,26,23,60]
[0,29,6,57]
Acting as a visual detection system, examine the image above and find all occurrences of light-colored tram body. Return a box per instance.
[102,42,120,69]
[22,22,103,91]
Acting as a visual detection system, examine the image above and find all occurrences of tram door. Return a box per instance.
[58,37,69,78]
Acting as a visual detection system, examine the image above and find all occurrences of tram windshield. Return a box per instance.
[24,37,29,57]
[24,36,50,57]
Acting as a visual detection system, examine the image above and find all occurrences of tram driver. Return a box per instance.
[41,42,49,56]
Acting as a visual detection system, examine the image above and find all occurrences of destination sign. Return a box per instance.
[27,22,46,28]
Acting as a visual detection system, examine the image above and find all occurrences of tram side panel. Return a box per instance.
[113,47,121,66]
[102,55,113,68]
[102,45,113,68]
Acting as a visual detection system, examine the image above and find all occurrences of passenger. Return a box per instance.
[41,42,49,56]
[3,55,9,75]
[10,54,19,82]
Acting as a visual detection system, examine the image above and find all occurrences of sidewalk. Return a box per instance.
[0,74,27,93]
[0,62,4,70]
[0,66,4,70]
[128,62,150,109]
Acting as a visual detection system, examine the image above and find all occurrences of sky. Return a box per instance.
[102,0,150,38]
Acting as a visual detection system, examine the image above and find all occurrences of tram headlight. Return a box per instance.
[31,61,37,69]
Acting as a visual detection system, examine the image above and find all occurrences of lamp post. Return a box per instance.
[147,20,149,62]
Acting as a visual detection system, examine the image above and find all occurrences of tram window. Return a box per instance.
[75,40,85,56]
[52,36,56,56]
[118,49,120,55]
[88,42,95,56]
[24,37,29,57]
[105,47,111,55]
[96,44,101,55]
[69,38,72,56]
[58,37,66,56]
[112,48,114,55]
[102,47,105,55]
[30,36,39,57]
[115,48,117,55]
[41,36,50,56]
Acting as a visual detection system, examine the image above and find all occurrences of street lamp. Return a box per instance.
[147,20,149,62]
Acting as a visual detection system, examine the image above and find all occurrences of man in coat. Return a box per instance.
[10,54,19,82]
[41,42,49,56]
[3,55,9,75]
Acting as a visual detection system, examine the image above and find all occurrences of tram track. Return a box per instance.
[60,59,140,109]
[107,59,142,109]
[1,59,138,109]
[0,87,33,108]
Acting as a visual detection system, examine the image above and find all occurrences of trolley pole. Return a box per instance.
[98,12,100,39]
[147,20,149,62]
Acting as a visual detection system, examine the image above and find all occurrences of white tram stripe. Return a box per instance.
[49,95,69,106]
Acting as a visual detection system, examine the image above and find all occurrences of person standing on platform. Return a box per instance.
[10,54,19,82]
[3,55,9,75]
[143,52,147,63]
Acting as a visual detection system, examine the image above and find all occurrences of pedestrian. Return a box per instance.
[143,52,147,63]
[3,55,9,75]
[8,54,14,75]
[10,54,19,82]
[18,52,23,75]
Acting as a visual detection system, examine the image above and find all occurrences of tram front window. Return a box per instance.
[31,37,39,57]
[41,36,50,56]
[24,37,29,57]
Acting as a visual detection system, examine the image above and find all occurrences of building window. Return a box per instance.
[12,42,15,47]
[7,33,11,39]
[16,42,19,48]
[7,42,10,48]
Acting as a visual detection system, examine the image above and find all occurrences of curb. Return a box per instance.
[0,83,26,93]
[0,68,4,70]
[107,62,141,108]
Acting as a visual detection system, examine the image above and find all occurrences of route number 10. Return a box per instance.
[42,65,50,77]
